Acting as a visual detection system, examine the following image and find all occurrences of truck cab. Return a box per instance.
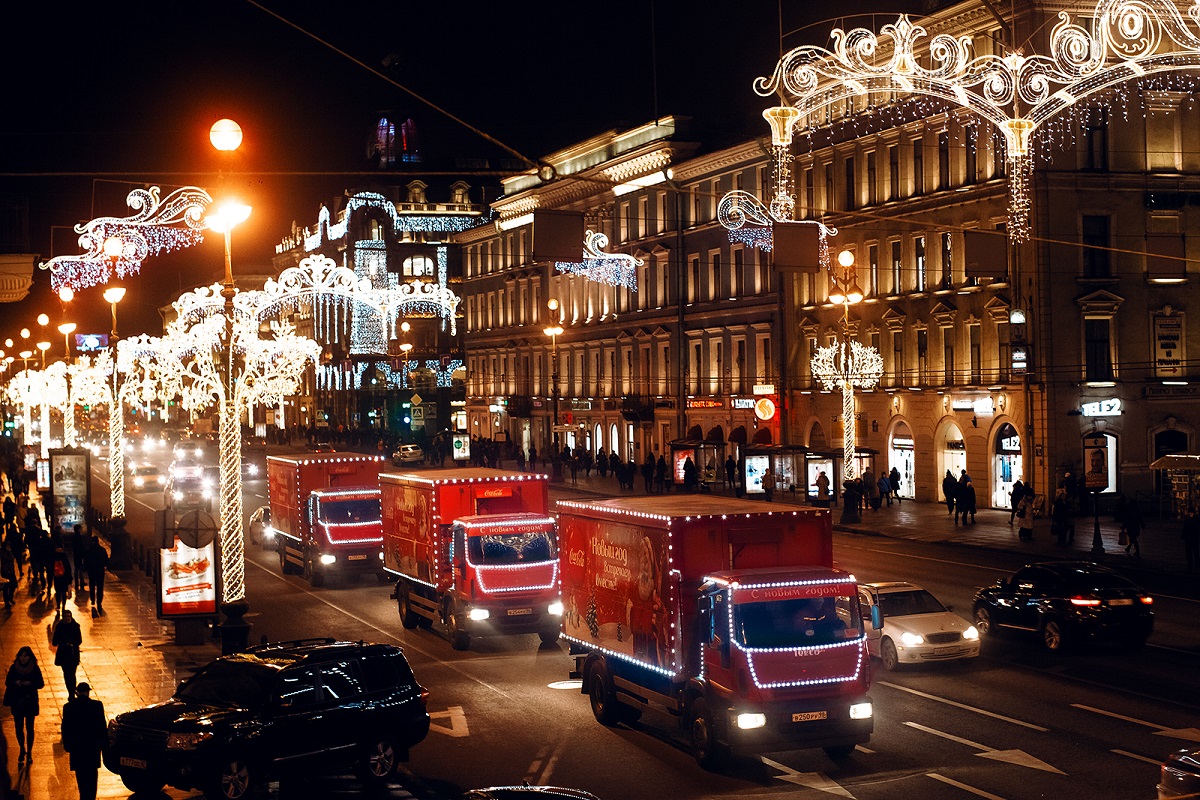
[296,488,383,586]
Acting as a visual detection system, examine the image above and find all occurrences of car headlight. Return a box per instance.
[262,526,275,540]
[963,626,980,640]
[246,464,258,476]
[468,608,490,621]
[736,712,767,730]
[201,487,213,499]
[134,477,146,488]
[900,631,924,647]
[547,600,564,616]
[849,702,873,720]
[173,491,183,501]
[319,553,337,565]
[166,731,214,750]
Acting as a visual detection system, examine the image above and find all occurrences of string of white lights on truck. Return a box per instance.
[458,517,560,594]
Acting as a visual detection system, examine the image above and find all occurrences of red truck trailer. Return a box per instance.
[558,495,872,767]
[380,468,561,650]
[266,452,386,586]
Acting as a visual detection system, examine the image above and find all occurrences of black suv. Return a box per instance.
[972,561,1154,652]
[104,639,429,800]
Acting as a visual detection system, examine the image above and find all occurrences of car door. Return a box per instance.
[989,568,1035,629]
[315,660,366,762]
[1010,567,1055,631]
[859,588,881,657]
[266,667,328,767]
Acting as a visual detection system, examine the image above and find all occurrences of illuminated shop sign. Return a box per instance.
[951,397,996,414]
[754,398,777,421]
[686,399,724,409]
[752,384,776,395]
[731,398,756,410]
[1081,398,1121,417]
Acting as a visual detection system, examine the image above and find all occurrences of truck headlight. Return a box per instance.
[468,608,490,621]
[736,712,767,730]
[246,464,258,476]
[900,632,924,647]
[166,731,213,750]
[849,702,873,720]
[262,526,275,541]
[319,553,337,565]
[963,626,979,640]
[547,601,564,616]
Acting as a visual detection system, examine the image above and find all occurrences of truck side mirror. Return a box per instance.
[870,605,883,631]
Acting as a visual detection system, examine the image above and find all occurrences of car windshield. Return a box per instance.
[467,531,556,565]
[175,660,278,708]
[319,499,381,524]
[879,589,947,617]
[133,467,160,477]
[734,594,863,648]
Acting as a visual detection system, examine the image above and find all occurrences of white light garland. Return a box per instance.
[554,230,643,289]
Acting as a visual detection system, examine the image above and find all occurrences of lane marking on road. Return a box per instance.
[428,705,469,737]
[759,756,855,797]
[1071,703,1200,742]
[879,682,1048,731]
[926,772,1007,800]
[904,722,1065,774]
[1113,748,1165,766]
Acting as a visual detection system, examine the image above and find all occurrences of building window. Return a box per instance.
[891,240,902,294]
[759,166,770,202]
[689,256,700,303]
[637,196,647,240]
[888,145,899,201]
[402,255,435,278]
[825,164,834,213]
[938,132,950,191]
[1086,107,1109,170]
[892,331,906,385]
[998,321,1011,383]
[804,168,815,219]
[917,329,928,384]
[915,236,926,290]
[732,248,743,298]
[657,192,669,234]
[758,248,771,294]
[913,139,924,195]
[941,232,953,289]
[965,126,978,185]
[1084,318,1115,382]
[709,251,721,301]
[620,202,631,242]
[943,327,955,385]
[1082,215,1111,278]
[868,244,879,297]
[867,151,878,206]
[845,156,856,211]
[969,324,982,384]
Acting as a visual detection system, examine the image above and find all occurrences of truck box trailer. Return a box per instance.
[266,452,386,586]
[381,468,561,650]
[557,495,872,767]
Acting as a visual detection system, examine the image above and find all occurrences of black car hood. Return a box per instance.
[117,698,254,730]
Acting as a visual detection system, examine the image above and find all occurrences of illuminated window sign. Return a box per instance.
[686,399,724,409]
[731,398,756,410]
[1081,398,1121,417]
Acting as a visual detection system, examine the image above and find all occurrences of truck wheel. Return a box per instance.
[587,662,621,726]
[690,699,728,770]
[398,591,420,630]
[880,638,900,671]
[448,609,470,650]
[304,552,325,588]
[278,546,298,575]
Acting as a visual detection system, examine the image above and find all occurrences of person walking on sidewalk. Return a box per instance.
[5,521,24,582]
[863,468,880,511]
[1182,506,1200,570]
[53,609,83,699]
[50,545,73,615]
[61,682,107,800]
[942,470,958,517]
[958,480,977,524]
[655,455,668,494]
[1016,492,1035,541]
[889,466,902,504]
[878,472,893,507]
[1052,488,1072,546]
[3,646,44,764]
[815,470,831,508]
[83,535,109,616]
[0,542,15,610]
[1009,479,1026,525]
[1123,498,1143,558]
[69,523,87,595]
[762,467,774,502]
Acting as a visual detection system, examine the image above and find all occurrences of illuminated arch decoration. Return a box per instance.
[755,0,1200,241]
[811,339,884,482]
[40,186,212,291]
[554,230,644,289]
[296,192,479,253]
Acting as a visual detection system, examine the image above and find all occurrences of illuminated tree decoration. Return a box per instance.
[755,0,1200,241]
[67,354,114,448]
[40,186,212,291]
[811,340,884,482]
[554,230,643,289]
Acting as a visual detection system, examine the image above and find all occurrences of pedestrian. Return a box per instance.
[762,466,774,502]
[50,545,73,614]
[529,446,538,471]
[683,457,698,493]
[61,682,107,800]
[0,542,15,610]
[942,470,958,518]
[6,522,24,581]
[642,454,655,493]
[1123,498,1143,558]
[815,470,831,507]
[1051,488,1071,546]
[888,466,902,504]
[654,455,668,494]
[569,454,579,485]
[52,609,82,699]
[4,646,44,763]
[959,479,977,523]
[724,455,737,489]
[878,472,893,507]
[69,523,87,594]
[1016,492,1035,541]
[842,479,863,517]
[1008,479,1025,525]
[863,468,880,511]
[84,535,109,616]
[596,447,607,478]
[1182,506,1200,571]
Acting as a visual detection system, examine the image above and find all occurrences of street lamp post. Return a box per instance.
[543,298,564,481]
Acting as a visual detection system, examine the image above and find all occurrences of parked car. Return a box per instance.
[104,639,430,800]
[859,581,979,670]
[392,444,424,465]
[458,788,602,800]
[972,561,1154,652]
[1159,747,1200,799]
[129,463,167,491]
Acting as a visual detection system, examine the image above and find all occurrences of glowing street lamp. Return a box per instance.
[36,341,51,369]
[58,322,76,358]
[543,298,566,481]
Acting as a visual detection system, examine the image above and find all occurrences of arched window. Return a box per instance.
[402,256,435,278]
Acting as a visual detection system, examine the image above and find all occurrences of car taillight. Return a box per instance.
[419,687,429,708]
[1069,595,1101,606]
[1139,596,1154,605]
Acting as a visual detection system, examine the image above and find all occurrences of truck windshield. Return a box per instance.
[467,531,556,565]
[318,499,381,524]
[734,595,862,648]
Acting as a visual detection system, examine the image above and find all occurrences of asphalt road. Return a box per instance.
[93,459,1199,800]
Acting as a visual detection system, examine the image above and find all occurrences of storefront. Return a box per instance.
[939,421,968,493]
[992,422,1022,509]
[887,421,916,500]
[745,445,810,500]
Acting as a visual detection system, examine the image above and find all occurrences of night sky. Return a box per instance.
[2,0,914,339]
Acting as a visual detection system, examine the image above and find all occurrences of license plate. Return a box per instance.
[935,646,963,655]
[507,607,532,616]
[792,711,828,722]
[347,554,368,561]
[120,757,148,770]
[1108,598,1133,606]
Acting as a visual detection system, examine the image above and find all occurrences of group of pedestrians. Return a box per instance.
[941,469,978,524]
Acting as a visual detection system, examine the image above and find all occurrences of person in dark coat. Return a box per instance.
[1009,479,1026,525]
[725,455,737,489]
[1123,498,1143,558]
[84,535,109,616]
[1052,488,1072,546]
[4,646,44,763]
[942,470,958,517]
[61,682,107,800]
[50,545,73,614]
[683,457,698,493]
[642,455,655,493]
[595,447,607,478]
[888,467,902,503]
[69,523,87,594]
[958,480,977,524]
[0,542,15,610]
[655,455,668,493]
[53,609,83,699]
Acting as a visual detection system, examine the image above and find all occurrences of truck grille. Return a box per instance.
[925,632,961,645]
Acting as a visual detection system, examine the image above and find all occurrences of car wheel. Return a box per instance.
[449,608,470,651]
[206,757,252,800]
[881,638,900,671]
[690,699,728,770]
[973,605,994,637]
[358,737,400,786]
[120,773,164,794]
[1041,618,1064,652]
[398,590,420,630]
[824,744,856,759]
[587,661,621,726]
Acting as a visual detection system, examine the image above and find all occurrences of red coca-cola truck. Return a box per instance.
[266,452,386,586]
[558,495,872,767]
[380,468,562,650]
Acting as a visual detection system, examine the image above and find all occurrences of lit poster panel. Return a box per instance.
[49,449,90,538]
[453,433,471,461]
[745,454,770,494]
[159,541,218,617]
[1083,434,1116,493]
[672,448,695,485]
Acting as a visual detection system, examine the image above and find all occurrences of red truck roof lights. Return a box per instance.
[452,514,559,594]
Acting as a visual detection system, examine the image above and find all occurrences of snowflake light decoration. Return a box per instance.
[555,230,643,289]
